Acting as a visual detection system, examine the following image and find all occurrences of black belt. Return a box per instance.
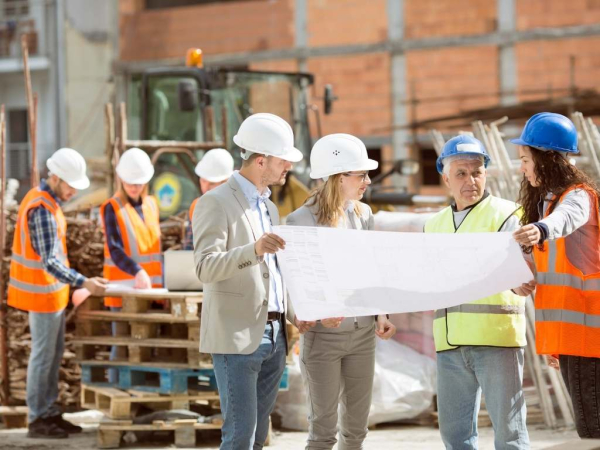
[267,312,282,322]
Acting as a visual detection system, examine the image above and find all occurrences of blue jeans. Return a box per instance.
[27,310,66,422]
[437,346,530,450]
[108,306,122,383]
[212,320,286,450]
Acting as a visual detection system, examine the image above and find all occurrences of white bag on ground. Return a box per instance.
[369,338,436,426]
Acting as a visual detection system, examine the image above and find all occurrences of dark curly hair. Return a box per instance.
[517,145,600,231]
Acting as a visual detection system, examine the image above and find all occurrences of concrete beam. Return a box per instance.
[115,23,600,73]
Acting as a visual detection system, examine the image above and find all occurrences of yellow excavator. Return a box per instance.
[70,48,441,217]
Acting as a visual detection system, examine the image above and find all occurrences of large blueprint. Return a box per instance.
[273,226,533,321]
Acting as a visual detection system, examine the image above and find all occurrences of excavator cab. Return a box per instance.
[126,65,314,218]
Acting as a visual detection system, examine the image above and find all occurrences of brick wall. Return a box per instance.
[119,0,295,61]
[404,0,496,39]
[307,0,388,47]
[517,0,600,30]
[406,45,500,122]
[516,36,600,102]
[117,0,600,140]
[307,53,391,137]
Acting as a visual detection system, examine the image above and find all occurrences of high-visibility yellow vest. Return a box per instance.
[424,195,527,352]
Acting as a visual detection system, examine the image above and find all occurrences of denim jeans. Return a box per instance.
[559,354,600,438]
[27,310,66,422]
[437,346,530,450]
[108,306,122,384]
[212,320,286,450]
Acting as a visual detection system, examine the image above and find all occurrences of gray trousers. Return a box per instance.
[300,324,376,450]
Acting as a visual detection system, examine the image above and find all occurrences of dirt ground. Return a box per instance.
[0,422,580,450]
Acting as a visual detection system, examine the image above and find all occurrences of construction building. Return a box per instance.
[116,0,600,195]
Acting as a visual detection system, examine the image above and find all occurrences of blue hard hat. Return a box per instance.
[510,112,578,153]
[436,135,490,174]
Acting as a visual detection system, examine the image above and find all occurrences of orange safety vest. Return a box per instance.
[533,184,600,358]
[189,198,199,222]
[8,187,71,313]
[100,193,163,307]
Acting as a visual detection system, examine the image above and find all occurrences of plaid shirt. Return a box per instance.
[102,197,144,276]
[183,214,193,250]
[28,180,85,287]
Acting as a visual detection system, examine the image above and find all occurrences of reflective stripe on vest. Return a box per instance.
[434,304,525,319]
[8,277,67,294]
[426,194,526,352]
[7,187,70,313]
[536,309,600,328]
[533,185,600,357]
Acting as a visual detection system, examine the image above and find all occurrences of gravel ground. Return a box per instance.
[0,422,580,450]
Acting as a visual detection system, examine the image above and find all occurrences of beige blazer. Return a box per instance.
[285,200,375,332]
[192,176,290,354]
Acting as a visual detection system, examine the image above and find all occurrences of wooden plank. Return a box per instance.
[76,311,198,323]
[78,359,213,370]
[71,336,199,349]
[83,384,219,404]
[97,429,122,449]
[0,406,28,429]
[99,422,221,431]
[95,291,203,300]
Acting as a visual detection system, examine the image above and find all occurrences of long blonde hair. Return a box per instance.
[306,174,362,227]
[117,182,149,202]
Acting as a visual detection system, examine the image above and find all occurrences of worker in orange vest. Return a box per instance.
[8,148,107,439]
[183,148,234,250]
[513,112,600,439]
[100,148,162,381]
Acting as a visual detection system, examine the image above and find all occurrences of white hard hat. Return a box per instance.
[46,148,90,190]
[194,148,234,182]
[116,148,155,185]
[309,133,378,179]
[233,113,303,162]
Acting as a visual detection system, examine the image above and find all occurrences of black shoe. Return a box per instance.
[27,417,68,439]
[49,414,83,434]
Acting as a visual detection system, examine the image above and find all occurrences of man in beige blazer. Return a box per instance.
[192,113,312,450]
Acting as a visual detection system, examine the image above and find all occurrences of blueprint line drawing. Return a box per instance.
[273,225,533,321]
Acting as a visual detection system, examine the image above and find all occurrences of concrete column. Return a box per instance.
[295,0,308,72]
[387,0,409,187]
[498,0,517,106]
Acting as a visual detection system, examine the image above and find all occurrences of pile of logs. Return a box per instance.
[0,208,187,406]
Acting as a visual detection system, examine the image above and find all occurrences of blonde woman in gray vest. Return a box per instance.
[286,133,397,450]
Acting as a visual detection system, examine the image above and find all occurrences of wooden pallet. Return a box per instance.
[81,384,220,420]
[0,406,28,429]
[73,336,211,367]
[77,294,202,322]
[97,418,222,449]
[72,293,208,368]
[82,364,218,394]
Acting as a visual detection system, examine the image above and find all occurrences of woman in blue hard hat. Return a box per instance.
[513,112,600,438]
[286,133,397,450]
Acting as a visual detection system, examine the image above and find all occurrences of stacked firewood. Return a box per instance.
[0,208,187,406]
[160,211,188,251]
